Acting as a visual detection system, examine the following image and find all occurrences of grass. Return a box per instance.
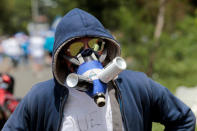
[152,123,164,131]
[152,123,197,130]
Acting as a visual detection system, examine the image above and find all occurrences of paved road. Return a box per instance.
[0,59,52,98]
[12,65,52,98]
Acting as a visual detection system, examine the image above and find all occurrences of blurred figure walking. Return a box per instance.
[43,30,54,66]
[29,35,45,75]
[14,32,30,65]
[0,73,19,129]
[1,37,22,70]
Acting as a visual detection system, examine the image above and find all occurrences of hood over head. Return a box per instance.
[52,8,121,86]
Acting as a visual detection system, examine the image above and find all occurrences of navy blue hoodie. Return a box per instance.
[3,8,196,131]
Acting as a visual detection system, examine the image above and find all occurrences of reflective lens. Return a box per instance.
[69,42,84,56]
[88,38,99,50]
[68,38,105,56]
[88,38,104,52]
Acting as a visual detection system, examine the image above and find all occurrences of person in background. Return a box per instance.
[0,37,5,64]
[15,32,30,65]
[43,30,55,66]
[2,8,196,131]
[28,34,45,75]
[0,73,19,129]
[1,36,22,69]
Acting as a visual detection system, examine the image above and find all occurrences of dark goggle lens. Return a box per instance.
[68,38,105,56]
[69,42,84,56]
[88,38,104,52]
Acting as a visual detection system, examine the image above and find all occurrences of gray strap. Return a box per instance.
[63,55,80,65]
[99,49,107,62]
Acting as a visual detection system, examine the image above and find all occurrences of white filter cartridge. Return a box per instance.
[66,73,93,91]
[98,57,127,83]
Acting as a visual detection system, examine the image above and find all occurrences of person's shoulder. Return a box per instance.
[28,79,55,97]
[117,70,150,89]
[20,79,56,107]
[118,69,148,80]
[15,79,57,118]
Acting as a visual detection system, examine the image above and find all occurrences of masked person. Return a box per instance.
[3,8,196,131]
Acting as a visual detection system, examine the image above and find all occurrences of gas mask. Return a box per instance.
[65,39,127,107]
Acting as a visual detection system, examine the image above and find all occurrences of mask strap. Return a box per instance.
[62,55,80,65]
[62,48,107,65]
[77,52,98,65]
[99,48,107,63]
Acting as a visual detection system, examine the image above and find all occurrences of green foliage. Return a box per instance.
[44,0,78,21]
[0,0,32,35]
[74,0,122,29]
[119,14,197,92]
[152,122,164,131]
[152,15,197,92]
[115,6,155,72]
[0,0,15,34]
[12,0,32,33]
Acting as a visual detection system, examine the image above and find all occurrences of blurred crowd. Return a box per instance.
[0,16,62,76]
[0,30,54,74]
